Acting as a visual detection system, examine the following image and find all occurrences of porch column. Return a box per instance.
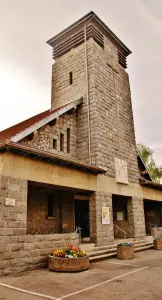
[0,175,28,275]
[127,197,146,239]
[90,191,114,246]
[0,175,28,234]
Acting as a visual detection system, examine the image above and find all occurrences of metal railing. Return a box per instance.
[113,224,127,239]
[148,222,157,230]
[74,226,82,246]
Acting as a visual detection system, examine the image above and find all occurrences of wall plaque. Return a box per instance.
[115,158,128,184]
[102,207,110,224]
[5,198,15,207]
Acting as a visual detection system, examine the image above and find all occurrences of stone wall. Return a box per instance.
[112,195,134,238]
[51,43,87,110]
[0,233,78,276]
[50,39,96,164]
[20,112,77,159]
[27,186,74,235]
[127,197,146,239]
[0,175,27,239]
[113,220,133,239]
[88,38,139,183]
[0,175,78,276]
[144,200,162,234]
[90,191,114,246]
[151,227,162,238]
[50,34,140,182]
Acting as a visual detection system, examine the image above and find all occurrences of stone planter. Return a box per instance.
[117,245,135,260]
[48,255,89,272]
[154,239,162,250]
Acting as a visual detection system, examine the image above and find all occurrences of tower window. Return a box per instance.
[67,128,70,154]
[118,51,127,69]
[47,195,53,217]
[60,133,64,152]
[69,72,73,85]
[53,138,57,150]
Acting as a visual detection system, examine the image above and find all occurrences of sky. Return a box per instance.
[0,0,162,164]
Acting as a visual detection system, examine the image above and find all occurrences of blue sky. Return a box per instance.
[0,0,162,164]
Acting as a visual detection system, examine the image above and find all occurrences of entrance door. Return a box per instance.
[74,200,90,238]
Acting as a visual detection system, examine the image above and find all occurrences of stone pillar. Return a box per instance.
[127,197,146,239]
[0,176,28,276]
[90,192,114,246]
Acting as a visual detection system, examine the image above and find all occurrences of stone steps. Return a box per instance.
[90,252,117,262]
[88,240,153,262]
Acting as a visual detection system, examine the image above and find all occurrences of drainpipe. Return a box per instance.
[84,16,94,164]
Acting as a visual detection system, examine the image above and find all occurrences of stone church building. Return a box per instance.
[1,11,162,274]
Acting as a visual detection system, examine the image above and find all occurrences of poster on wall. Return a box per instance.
[102,207,110,224]
[117,212,124,221]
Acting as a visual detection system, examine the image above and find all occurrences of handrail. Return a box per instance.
[148,222,157,230]
[113,224,127,239]
[74,226,82,245]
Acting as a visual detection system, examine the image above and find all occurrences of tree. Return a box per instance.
[137,143,162,183]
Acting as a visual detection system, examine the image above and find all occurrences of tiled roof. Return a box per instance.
[0,106,64,142]
[0,140,106,174]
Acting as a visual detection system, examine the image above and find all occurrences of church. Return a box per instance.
[0,11,162,275]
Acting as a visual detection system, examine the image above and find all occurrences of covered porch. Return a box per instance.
[27,181,93,242]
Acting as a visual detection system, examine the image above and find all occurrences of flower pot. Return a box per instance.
[48,255,89,272]
[154,239,162,250]
[117,245,134,260]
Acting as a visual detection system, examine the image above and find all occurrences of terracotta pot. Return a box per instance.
[154,239,162,250]
[48,256,89,272]
[117,245,135,260]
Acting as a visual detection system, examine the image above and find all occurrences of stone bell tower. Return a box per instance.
[47,11,139,184]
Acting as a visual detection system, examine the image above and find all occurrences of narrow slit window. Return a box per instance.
[48,196,53,217]
[69,71,73,85]
[67,128,70,154]
[53,138,57,150]
[60,133,64,152]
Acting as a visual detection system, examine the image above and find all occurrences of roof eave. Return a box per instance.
[139,178,162,191]
[47,11,131,56]
[0,142,106,175]
[10,97,83,143]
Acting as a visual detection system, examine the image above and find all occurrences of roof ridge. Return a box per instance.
[0,108,50,135]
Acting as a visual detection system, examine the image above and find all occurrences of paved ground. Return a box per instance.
[1,250,162,300]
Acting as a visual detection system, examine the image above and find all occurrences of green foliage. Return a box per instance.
[137,143,162,183]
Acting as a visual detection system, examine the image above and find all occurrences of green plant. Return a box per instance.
[154,237,162,241]
[118,242,133,247]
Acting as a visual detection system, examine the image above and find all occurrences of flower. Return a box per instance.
[50,245,87,258]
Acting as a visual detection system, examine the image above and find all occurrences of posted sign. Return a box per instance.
[102,207,110,224]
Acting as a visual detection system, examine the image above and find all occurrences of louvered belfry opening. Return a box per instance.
[118,51,127,69]
[51,23,104,60]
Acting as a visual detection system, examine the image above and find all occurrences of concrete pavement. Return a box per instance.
[0,250,162,299]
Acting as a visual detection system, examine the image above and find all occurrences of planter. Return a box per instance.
[154,239,162,250]
[48,255,89,272]
[117,244,134,260]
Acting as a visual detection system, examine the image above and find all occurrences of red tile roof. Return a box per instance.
[0,105,64,142]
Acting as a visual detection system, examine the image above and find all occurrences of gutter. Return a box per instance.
[84,16,94,164]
